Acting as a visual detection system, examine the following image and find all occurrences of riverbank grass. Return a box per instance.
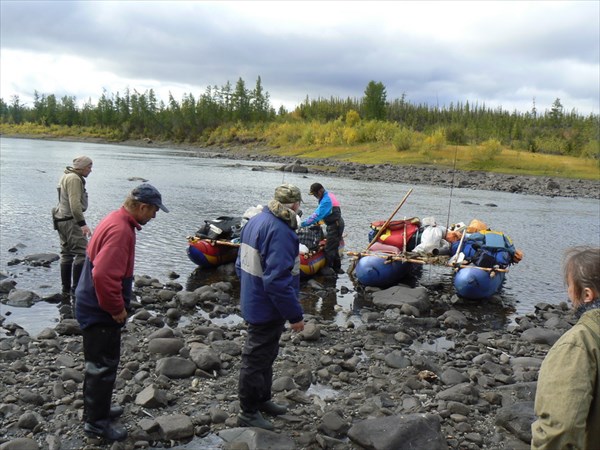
[265,143,600,180]
[2,123,598,180]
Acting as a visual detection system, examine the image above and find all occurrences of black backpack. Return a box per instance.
[196,216,243,240]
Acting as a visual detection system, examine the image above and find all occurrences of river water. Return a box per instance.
[1,137,599,335]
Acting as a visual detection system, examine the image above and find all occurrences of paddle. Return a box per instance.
[366,188,413,251]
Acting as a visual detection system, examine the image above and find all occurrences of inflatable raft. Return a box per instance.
[352,219,420,288]
[187,237,239,269]
[300,240,346,276]
[450,228,517,299]
[187,235,343,277]
[453,265,506,299]
[354,254,412,288]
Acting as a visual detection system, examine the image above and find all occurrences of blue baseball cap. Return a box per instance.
[131,183,169,212]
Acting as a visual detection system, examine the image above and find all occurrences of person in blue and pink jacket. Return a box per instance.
[300,182,345,274]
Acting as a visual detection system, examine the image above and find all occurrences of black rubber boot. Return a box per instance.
[237,411,274,430]
[258,400,287,416]
[84,364,116,420]
[72,262,84,295]
[60,262,72,298]
[84,420,127,442]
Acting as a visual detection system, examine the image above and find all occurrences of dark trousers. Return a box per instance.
[325,217,345,270]
[238,320,285,413]
[82,324,121,423]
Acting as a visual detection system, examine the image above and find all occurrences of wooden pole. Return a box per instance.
[366,188,413,251]
[403,216,407,253]
[347,251,426,265]
[454,263,509,273]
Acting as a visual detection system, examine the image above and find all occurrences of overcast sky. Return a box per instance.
[1,0,599,115]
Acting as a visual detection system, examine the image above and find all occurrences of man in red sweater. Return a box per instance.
[75,184,168,442]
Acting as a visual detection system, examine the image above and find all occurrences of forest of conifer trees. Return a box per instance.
[1,77,598,159]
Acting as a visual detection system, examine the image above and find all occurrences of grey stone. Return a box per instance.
[156,414,194,440]
[189,343,221,371]
[219,427,296,450]
[372,285,431,313]
[135,384,169,408]
[148,337,184,355]
[348,413,448,450]
[155,357,197,379]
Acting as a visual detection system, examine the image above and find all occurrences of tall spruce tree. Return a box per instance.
[363,81,387,120]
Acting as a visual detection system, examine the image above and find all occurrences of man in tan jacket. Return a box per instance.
[52,155,93,314]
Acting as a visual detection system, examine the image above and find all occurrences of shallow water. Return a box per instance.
[1,137,599,335]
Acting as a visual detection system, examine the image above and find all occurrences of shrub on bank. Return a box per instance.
[477,138,503,162]
[392,127,415,152]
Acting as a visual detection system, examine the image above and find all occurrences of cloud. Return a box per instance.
[1,1,598,114]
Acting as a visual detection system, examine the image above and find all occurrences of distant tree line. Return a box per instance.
[1,76,598,157]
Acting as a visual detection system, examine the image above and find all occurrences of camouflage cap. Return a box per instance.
[274,183,303,204]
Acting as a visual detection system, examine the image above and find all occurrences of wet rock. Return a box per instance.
[210,339,242,356]
[384,350,411,369]
[218,427,296,449]
[17,411,40,430]
[22,253,59,267]
[53,319,81,336]
[520,327,562,346]
[372,285,430,313]
[348,413,448,450]
[301,322,321,341]
[441,309,468,328]
[189,343,221,371]
[0,438,40,450]
[155,357,196,379]
[155,414,194,440]
[176,291,198,309]
[440,368,469,385]
[280,161,309,173]
[495,401,536,443]
[148,337,184,355]
[318,410,350,438]
[6,289,39,307]
[272,376,297,392]
[135,384,168,408]
[437,383,480,404]
[17,389,44,406]
[0,279,17,294]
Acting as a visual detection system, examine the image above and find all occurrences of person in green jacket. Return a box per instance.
[531,246,600,450]
[52,155,93,314]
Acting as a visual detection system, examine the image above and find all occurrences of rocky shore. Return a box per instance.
[0,265,573,450]
[125,138,598,200]
[205,148,599,200]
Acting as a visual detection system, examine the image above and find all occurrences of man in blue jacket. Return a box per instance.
[235,183,305,430]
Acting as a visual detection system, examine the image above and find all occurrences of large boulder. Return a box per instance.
[372,285,431,313]
[348,413,448,450]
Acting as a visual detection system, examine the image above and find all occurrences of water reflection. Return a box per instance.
[186,263,359,325]
[306,383,340,401]
[411,336,455,353]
